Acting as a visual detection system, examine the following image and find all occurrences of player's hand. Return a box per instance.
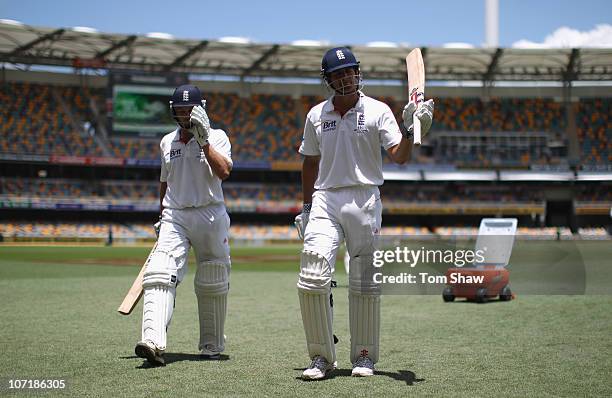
[294,204,311,240]
[402,99,434,138]
[190,105,210,147]
[153,220,161,238]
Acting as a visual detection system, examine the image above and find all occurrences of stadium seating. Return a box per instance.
[433,97,566,132]
[2,178,554,205]
[1,222,600,242]
[0,82,104,156]
[1,82,609,167]
[576,99,612,166]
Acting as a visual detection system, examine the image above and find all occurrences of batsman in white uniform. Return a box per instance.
[135,84,232,366]
[295,47,434,379]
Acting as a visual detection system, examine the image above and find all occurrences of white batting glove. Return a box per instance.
[294,204,311,240]
[190,105,211,147]
[402,99,434,139]
[153,220,161,238]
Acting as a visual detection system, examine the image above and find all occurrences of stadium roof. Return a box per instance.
[2,21,612,82]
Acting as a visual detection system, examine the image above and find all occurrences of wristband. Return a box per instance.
[302,203,312,213]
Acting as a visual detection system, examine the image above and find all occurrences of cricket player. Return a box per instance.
[135,84,232,366]
[295,47,434,379]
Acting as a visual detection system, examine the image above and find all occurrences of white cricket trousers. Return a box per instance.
[304,185,382,264]
[158,203,231,281]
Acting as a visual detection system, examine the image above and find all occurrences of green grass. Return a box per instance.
[0,242,611,397]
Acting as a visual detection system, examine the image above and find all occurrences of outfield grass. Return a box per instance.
[0,243,611,397]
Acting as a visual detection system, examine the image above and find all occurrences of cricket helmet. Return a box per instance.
[321,47,362,96]
[321,47,360,77]
[169,84,206,128]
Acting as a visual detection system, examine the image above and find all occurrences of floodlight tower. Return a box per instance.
[485,0,499,47]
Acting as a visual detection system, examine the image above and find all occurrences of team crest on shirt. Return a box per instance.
[322,120,337,133]
[355,113,368,134]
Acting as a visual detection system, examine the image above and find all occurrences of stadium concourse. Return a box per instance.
[0,22,611,243]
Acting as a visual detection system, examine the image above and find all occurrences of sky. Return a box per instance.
[1,0,611,48]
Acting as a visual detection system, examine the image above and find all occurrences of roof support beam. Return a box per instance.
[483,48,503,83]
[8,28,65,56]
[165,40,209,71]
[241,44,279,78]
[96,35,137,59]
[563,48,580,83]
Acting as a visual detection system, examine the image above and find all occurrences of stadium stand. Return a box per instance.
[1,81,609,168]
[0,82,104,156]
[2,177,555,205]
[576,98,612,166]
[2,222,597,242]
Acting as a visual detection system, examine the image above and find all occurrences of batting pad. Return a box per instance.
[299,291,336,363]
[142,285,175,351]
[298,251,335,363]
[141,250,179,350]
[349,254,380,363]
[194,261,229,352]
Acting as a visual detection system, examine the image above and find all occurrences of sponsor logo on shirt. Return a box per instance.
[322,120,337,133]
[170,148,182,160]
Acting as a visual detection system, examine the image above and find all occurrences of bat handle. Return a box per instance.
[413,113,422,145]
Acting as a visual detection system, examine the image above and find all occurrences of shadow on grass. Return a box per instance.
[122,353,230,368]
[448,298,514,304]
[294,368,424,385]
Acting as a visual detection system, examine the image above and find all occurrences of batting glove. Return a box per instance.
[294,203,311,240]
[153,220,161,238]
[190,105,211,147]
[402,99,434,139]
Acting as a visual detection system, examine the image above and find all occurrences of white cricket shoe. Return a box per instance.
[135,340,165,366]
[351,355,375,377]
[302,356,336,380]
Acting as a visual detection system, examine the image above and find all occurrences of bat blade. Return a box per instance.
[117,242,157,315]
[406,48,425,145]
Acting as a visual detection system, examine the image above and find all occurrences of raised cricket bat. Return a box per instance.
[117,242,157,315]
[406,48,425,145]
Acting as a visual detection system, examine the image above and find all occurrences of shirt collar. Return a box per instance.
[323,91,365,114]
[172,129,181,142]
[172,129,196,144]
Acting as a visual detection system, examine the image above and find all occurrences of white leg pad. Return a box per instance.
[142,285,175,351]
[349,254,380,364]
[194,261,229,352]
[141,250,179,351]
[297,250,335,363]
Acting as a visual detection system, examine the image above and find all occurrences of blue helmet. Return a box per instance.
[169,84,205,109]
[169,84,206,128]
[321,47,360,77]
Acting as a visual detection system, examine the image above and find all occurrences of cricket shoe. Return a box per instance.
[199,334,226,359]
[199,344,222,360]
[302,356,336,380]
[351,355,374,377]
[135,340,165,366]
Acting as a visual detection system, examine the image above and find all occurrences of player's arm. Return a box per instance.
[387,137,412,164]
[202,144,232,180]
[302,155,320,204]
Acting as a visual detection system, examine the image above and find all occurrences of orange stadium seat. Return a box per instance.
[1,83,609,167]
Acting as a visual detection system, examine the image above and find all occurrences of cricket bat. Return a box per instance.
[117,242,157,315]
[405,48,425,145]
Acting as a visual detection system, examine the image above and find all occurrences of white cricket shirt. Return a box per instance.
[160,128,232,209]
[299,93,402,190]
